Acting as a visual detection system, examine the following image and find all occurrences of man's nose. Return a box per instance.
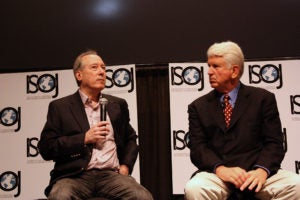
[207,67,213,75]
[97,67,105,74]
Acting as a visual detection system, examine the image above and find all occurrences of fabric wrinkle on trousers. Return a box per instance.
[184,169,300,200]
[47,169,153,200]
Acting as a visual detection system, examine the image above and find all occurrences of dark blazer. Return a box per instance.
[38,91,139,196]
[188,83,285,176]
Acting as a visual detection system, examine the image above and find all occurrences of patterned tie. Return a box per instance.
[223,94,233,128]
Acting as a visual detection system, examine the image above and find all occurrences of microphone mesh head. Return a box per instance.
[99,98,108,105]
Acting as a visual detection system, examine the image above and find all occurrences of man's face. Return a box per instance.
[75,54,106,91]
[207,56,236,92]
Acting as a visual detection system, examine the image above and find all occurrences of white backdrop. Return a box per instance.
[169,59,300,194]
[0,64,139,199]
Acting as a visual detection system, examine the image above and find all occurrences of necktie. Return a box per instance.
[223,94,232,128]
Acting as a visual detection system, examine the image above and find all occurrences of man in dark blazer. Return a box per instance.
[38,50,153,200]
[184,41,300,200]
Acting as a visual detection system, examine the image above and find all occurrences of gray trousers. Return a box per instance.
[47,169,153,200]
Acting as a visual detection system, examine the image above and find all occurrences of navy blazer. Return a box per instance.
[188,83,285,176]
[38,91,138,195]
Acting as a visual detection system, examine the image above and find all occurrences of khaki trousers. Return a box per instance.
[185,169,300,200]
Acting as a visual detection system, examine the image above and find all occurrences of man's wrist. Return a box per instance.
[253,165,270,176]
[215,165,225,175]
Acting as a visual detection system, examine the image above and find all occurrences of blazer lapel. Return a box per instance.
[208,91,226,131]
[69,91,90,132]
[229,84,250,129]
[102,94,117,123]
[103,94,121,144]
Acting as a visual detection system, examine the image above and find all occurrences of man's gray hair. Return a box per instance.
[73,50,98,73]
[207,41,244,77]
[72,50,99,86]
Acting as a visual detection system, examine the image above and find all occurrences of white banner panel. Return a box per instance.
[170,60,300,194]
[0,64,139,199]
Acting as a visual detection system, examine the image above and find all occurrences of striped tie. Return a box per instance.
[223,94,232,128]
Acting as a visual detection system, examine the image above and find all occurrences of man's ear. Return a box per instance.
[75,71,82,82]
[231,65,240,79]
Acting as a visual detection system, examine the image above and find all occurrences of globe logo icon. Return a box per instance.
[261,65,278,83]
[0,108,17,126]
[183,68,200,85]
[38,75,55,92]
[113,69,131,87]
[0,173,17,191]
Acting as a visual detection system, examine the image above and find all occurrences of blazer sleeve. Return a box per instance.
[253,92,285,175]
[38,98,90,162]
[111,97,139,174]
[188,101,224,173]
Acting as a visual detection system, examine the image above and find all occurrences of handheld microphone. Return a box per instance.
[99,98,108,121]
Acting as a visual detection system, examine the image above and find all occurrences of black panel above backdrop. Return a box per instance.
[1,0,300,73]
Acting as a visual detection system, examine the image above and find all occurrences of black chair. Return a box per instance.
[227,189,259,200]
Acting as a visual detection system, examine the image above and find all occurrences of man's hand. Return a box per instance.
[84,121,110,144]
[119,165,129,176]
[240,168,268,192]
[215,165,249,188]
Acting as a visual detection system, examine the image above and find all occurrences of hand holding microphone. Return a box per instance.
[84,98,109,144]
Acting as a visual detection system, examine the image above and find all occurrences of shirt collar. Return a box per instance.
[220,82,241,107]
[78,90,102,110]
[78,89,89,105]
[78,89,103,104]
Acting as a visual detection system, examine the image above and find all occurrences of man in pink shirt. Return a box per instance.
[38,50,153,200]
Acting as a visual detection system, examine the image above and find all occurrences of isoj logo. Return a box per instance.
[248,64,283,89]
[0,107,21,132]
[0,171,21,197]
[26,73,59,98]
[290,95,300,115]
[171,66,205,91]
[173,130,190,150]
[27,137,39,158]
[106,67,134,93]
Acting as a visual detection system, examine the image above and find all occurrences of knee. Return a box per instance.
[134,189,153,200]
[184,179,206,199]
[48,189,72,200]
[184,177,228,200]
[47,182,78,200]
[122,177,153,200]
[292,175,300,196]
[282,174,300,198]
[185,179,198,195]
